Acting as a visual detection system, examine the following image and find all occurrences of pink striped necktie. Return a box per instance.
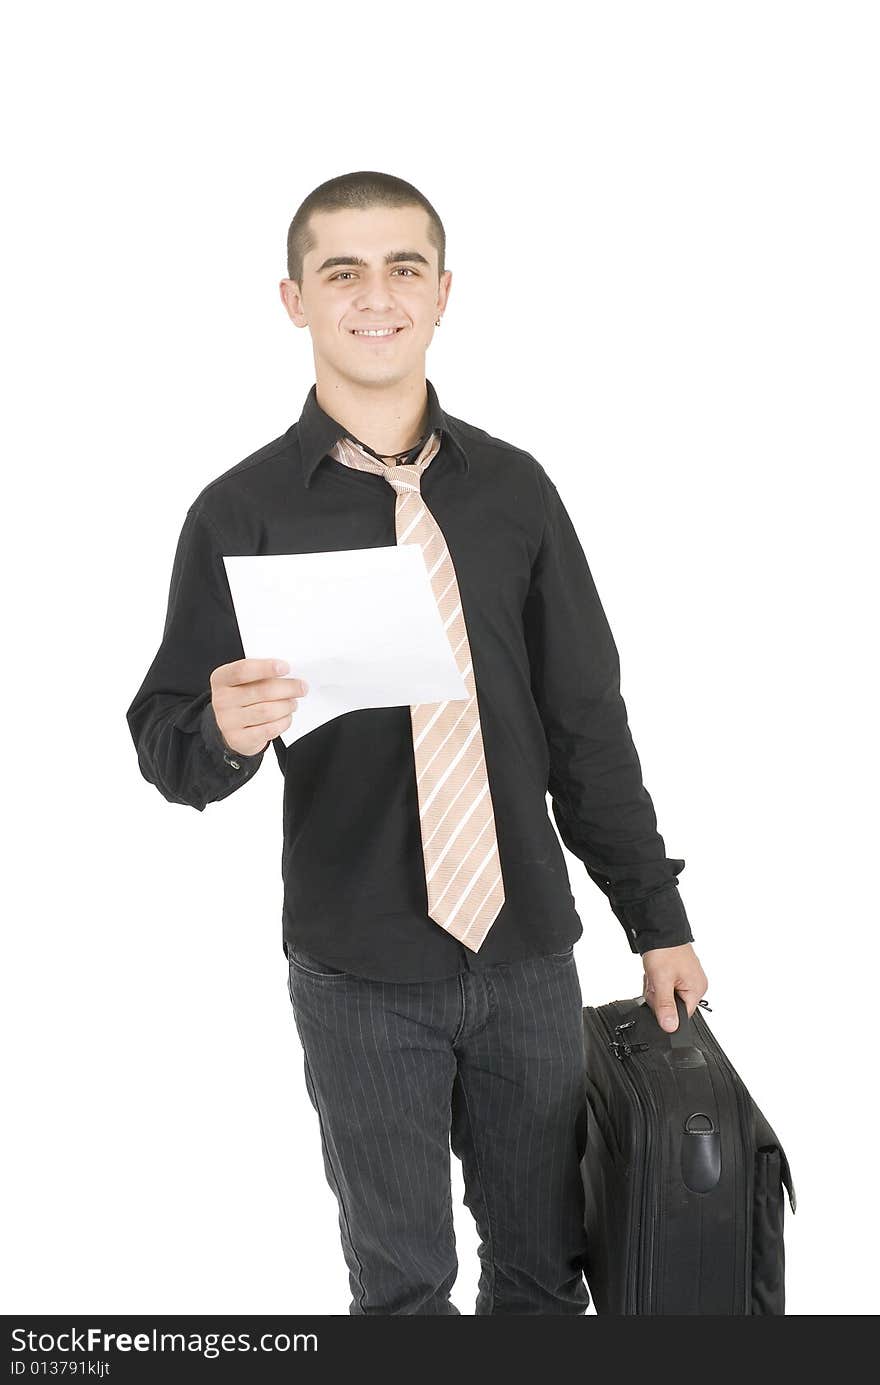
[328,429,505,952]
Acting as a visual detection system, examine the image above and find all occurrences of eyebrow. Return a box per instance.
[315,249,431,273]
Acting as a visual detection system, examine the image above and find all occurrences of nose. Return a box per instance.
[352,272,398,312]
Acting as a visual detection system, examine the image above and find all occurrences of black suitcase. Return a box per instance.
[580,993,796,1314]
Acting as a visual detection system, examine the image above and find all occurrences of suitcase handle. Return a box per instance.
[629,990,696,1046]
[667,992,696,1048]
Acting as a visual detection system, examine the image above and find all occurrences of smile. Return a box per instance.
[349,326,406,337]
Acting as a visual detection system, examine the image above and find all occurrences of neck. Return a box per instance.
[314,366,430,459]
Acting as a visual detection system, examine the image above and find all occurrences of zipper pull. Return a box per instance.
[609,1039,650,1060]
[609,1018,651,1060]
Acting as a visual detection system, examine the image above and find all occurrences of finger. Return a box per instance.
[237,698,301,729]
[214,657,289,687]
[260,710,296,743]
[673,986,703,1020]
[653,988,679,1032]
[236,710,295,756]
[237,678,308,708]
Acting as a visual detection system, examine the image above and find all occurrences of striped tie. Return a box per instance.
[329,429,505,952]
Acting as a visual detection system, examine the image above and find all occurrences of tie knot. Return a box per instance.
[381,464,423,496]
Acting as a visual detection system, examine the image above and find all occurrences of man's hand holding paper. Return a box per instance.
[210,657,309,757]
[222,545,470,747]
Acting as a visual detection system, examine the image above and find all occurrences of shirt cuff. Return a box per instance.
[199,699,266,773]
[612,879,695,955]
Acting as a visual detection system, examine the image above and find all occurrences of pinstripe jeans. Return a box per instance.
[285,944,591,1315]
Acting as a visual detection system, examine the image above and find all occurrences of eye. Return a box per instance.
[329,267,418,281]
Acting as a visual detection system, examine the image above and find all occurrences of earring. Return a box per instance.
[435,316,441,325]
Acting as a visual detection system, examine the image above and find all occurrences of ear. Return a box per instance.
[279,279,307,327]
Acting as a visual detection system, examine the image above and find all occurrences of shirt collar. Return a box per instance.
[295,376,470,488]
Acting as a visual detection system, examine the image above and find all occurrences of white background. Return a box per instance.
[3,0,877,1317]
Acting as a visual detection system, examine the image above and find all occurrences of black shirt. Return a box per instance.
[125,378,694,981]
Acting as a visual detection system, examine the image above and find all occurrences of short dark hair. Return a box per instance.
[286,170,445,286]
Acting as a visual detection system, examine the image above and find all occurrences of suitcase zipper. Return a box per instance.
[597,1008,658,1312]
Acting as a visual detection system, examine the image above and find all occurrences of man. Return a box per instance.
[126,170,708,1315]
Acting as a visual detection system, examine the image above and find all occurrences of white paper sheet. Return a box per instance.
[222,545,470,747]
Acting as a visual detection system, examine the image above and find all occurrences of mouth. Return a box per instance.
[348,325,407,339]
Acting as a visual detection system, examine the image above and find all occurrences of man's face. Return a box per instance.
[280,205,451,387]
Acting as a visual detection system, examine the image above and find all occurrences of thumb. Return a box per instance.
[655,990,679,1032]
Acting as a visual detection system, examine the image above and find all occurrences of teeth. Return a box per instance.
[352,327,400,336]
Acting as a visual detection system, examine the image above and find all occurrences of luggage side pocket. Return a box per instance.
[751,1145,786,1314]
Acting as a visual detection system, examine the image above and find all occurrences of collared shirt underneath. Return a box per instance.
[126,377,693,981]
